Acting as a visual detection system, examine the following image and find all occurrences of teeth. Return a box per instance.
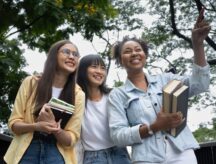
[131,59,140,63]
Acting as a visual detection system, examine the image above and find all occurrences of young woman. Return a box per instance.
[76,54,131,164]
[4,40,85,164]
[108,9,211,164]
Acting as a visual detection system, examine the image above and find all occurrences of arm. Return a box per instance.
[108,90,142,146]
[37,87,85,147]
[192,7,211,67]
[56,86,85,147]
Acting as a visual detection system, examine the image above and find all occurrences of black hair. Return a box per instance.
[112,35,149,66]
[77,54,111,103]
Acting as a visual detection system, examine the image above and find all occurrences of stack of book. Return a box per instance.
[48,97,75,128]
[162,79,189,137]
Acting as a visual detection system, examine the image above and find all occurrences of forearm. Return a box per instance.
[193,42,207,67]
[54,129,72,146]
[12,121,36,135]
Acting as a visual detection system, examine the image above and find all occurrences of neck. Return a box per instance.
[53,73,68,88]
[128,72,148,91]
[88,87,102,101]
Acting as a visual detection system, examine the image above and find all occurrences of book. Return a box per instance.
[170,85,189,137]
[162,79,182,113]
[162,80,189,137]
[48,97,75,128]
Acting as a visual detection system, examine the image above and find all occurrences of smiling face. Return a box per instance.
[120,40,147,74]
[87,63,106,88]
[57,43,79,75]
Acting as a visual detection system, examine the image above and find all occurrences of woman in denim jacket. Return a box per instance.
[108,8,211,164]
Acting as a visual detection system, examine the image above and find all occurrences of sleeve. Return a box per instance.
[64,85,85,147]
[108,89,142,147]
[8,76,34,132]
[162,64,210,97]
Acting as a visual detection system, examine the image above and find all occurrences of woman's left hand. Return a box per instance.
[37,104,56,125]
[192,7,211,45]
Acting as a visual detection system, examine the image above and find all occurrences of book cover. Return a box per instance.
[162,80,182,113]
[170,85,189,137]
[48,97,75,128]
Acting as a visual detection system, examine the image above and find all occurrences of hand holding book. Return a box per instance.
[37,104,57,125]
[151,109,185,133]
[48,97,75,129]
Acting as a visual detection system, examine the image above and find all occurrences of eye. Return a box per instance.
[123,49,132,54]
[72,51,79,57]
[135,48,142,52]
[90,64,97,68]
[64,49,71,55]
[101,65,106,70]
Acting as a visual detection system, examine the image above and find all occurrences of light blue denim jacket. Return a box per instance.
[108,64,210,163]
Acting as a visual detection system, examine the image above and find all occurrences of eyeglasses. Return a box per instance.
[59,48,79,58]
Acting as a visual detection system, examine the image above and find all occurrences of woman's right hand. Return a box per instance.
[34,121,58,134]
[152,109,184,132]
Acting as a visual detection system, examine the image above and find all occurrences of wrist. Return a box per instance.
[53,128,63,136]
[33,123,38,132]
[150,123,159,133]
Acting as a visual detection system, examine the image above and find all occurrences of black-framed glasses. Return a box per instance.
[59,48,79,58]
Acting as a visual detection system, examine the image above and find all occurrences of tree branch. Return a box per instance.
[194,0,216,50]
[4,14,45,39]
[169,0,192,47]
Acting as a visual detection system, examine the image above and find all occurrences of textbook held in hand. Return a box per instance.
[48,97,75,128]
[162,80,189,137]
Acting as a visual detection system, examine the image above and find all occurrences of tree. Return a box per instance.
[0,0,116,123]
[0,0,145,123]
[141,0,216,107]
[193,118,216,142]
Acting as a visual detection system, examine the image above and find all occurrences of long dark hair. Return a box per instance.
[77,54,111,103]
[34,40,79,116]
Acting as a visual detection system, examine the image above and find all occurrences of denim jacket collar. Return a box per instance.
[124,73,158,92]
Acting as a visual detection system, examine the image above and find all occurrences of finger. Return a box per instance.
[198,7,205,21]
[161,107,165,113]
[194,7,205,28]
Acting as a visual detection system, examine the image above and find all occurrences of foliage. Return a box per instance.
[0,0,116,123]
[193,118,216,142]
[0,39,28,123]
[96,0,145,73]
[0,0,117,52]
[0,0,145,123]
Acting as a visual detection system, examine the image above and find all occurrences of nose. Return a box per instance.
[95,67,103,73]
[131,50,138,57]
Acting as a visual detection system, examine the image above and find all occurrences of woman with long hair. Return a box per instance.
[4,40,85,164]
[76,54,131,164]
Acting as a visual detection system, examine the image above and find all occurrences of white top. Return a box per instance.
[81,94,114,151]
[52,86,63,98]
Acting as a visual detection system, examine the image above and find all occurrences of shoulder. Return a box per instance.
[21,75,40,86]
[109,86,128,101]
[75,83,85,97]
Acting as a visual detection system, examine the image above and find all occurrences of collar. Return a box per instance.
[124,73,158,92]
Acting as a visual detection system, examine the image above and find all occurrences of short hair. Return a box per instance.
[112,36,149,66]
